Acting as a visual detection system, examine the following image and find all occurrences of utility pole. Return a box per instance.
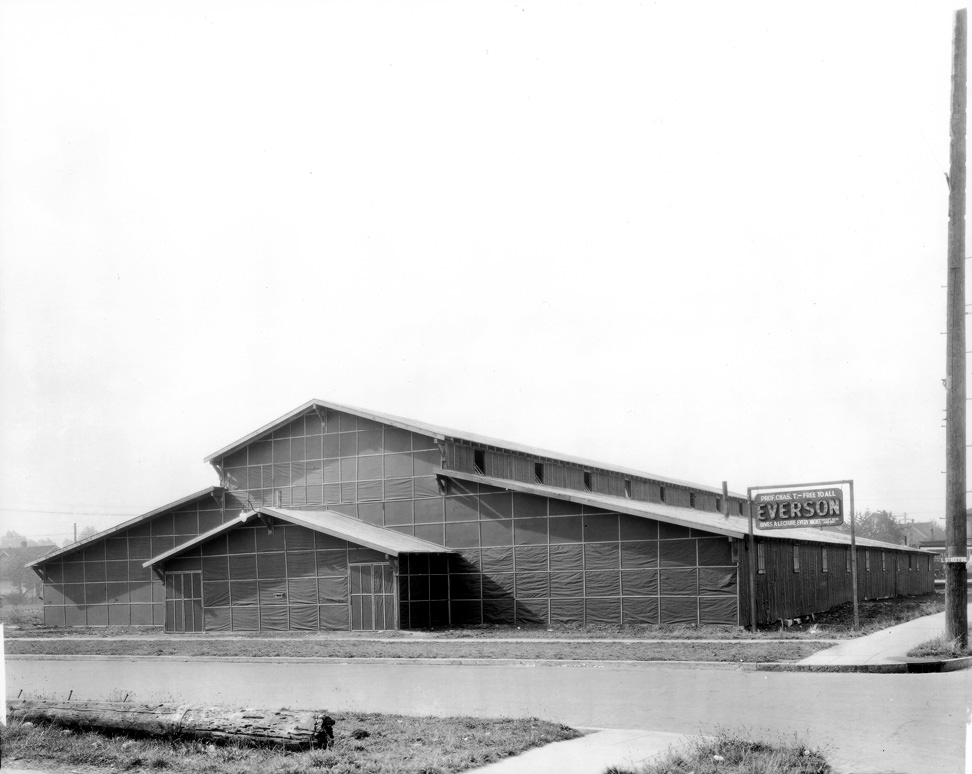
[945,8,968,649]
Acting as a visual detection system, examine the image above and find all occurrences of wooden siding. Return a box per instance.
[738,538,936,625]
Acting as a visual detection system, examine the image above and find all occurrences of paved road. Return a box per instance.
[7,656,969,773]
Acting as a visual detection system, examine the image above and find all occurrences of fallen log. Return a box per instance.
[6,700,334,750]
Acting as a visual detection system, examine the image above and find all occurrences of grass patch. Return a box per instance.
[907,633,971,659]
[6,637,832,663]
[608,730,831,774]
[1,712,579,773]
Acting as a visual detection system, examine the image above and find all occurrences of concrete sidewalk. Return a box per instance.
[798,601,972,667]
[466,729,691,774]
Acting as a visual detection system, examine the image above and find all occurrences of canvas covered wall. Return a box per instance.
[213,407,740,627]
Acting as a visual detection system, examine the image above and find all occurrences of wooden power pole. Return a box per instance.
[945,8,968,649]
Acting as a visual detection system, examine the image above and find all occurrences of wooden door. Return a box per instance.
[164,571,203,632]
[349,563,396,631]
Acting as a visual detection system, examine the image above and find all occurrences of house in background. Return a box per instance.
[1,543,57,600]
[28,399,935,632]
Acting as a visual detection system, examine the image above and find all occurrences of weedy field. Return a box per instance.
[1,712,580,774]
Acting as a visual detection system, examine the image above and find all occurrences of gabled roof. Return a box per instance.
[143,506,453,569]
[204,398,745,499]
[28,487,225,568]
[438,468,934,553]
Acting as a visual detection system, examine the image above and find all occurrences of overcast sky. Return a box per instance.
[0,0,965,543]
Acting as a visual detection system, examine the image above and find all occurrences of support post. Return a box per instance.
[946,7,969,648]
[747,489,757,631]
[848,482,859,631]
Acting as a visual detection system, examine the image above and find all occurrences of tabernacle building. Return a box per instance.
[29,400,935,632]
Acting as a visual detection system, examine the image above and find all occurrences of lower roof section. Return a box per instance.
[437,468,934,554]
[144,506,454,569]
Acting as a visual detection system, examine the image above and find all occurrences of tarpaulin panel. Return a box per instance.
[257,553,286,579]
[481,598,515,625]
[585,571,621,597]
[515,572,549,599]
[354,455,381,481]
[585,598,621,625]
[230,580,259,605]
[249,441,272,465]
[621,569,658,597]
[514,518,547,545]
[166,557,200,573]
[45,585,65,605]
[322,459,340,484]
[314,528,348,549]
[385,500,413,526]
[254,524,286,551]
[451,551,480,572]
[204,581,230,607]
[291,438,307,463]
[199,534,228,558]
[228,554,257,580]
[199,511,224,533]
[131,562,153,582]
[86,605,108,626]
[445,495,478,522]
[131,581,153,603]
[445,521,480,548]
[408,574,430,601]
[152,581,165,603]
[173,511,197,536]
[259,579,287,605]
[516,600,547,624]
[286,577,317,605]
[247,467,263,489]
[232,606,259,631]
[697,538,733,566]
[451,573,482,599]
[202,556,229,580]
[282,525,315,551]
[698,568,737,595]
[414,524,444,545]
[414,498,443,523]
[659,540,697,568]
[659,522,692,539]
[620,515,659,541]
[318,603,347,631]
[105,562,128,582]
[204,607,231,632]
[381,452,410,478]
[621,597,658,624]
[322,434,340,459]
[357,503,382,525]
[413,477,439,499]
[621,541,659,569]
[481,518,513,547]
[430,554,449,574]
[85,584,107,604]
[385,478,413,501]
[479,492,512,521]
[318,577,348,604]
[339,459,357,485]
[699,596,737,625]
[408,554,429,574]
[45,605,66,627]
[383,426,410,452]
[408,602,430,628]
[152,515,174,537]
[304,485,323,505]
[660,597,699,626]
[59,564,80,584]
[549,571,583,597]
[45,564,64,583]
[354,429,380,455]
[515,545,548,572]
[414,449,439,477]
[660,569,698,596]
[512,493,547,519]
[549,598,584,624]
[305,461,324,486]
[108,583,129,603]
[65,605,86,626]
[126,537,151,560]
[428,600,448,627]
[105,539,128,560]
[451,600,482,625]
[126,523,152,540]
[412,433,436,451]
[481,547,515,573]
[548,515,583,544]
[228,529,257,555]
[286,550,316,577]
[585,542,621,570]
[131,604,154,626]
[291,486,306,506]
[224,448,248,468]
[305,434,323,460]
[549,543,583,571]
[289,604,318,630]
[348,548,385,563]
[85,562,107,582]
[584,514,620,543]
[482,573,515,598]
[339,432,357,458]
[272,439,291,464]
